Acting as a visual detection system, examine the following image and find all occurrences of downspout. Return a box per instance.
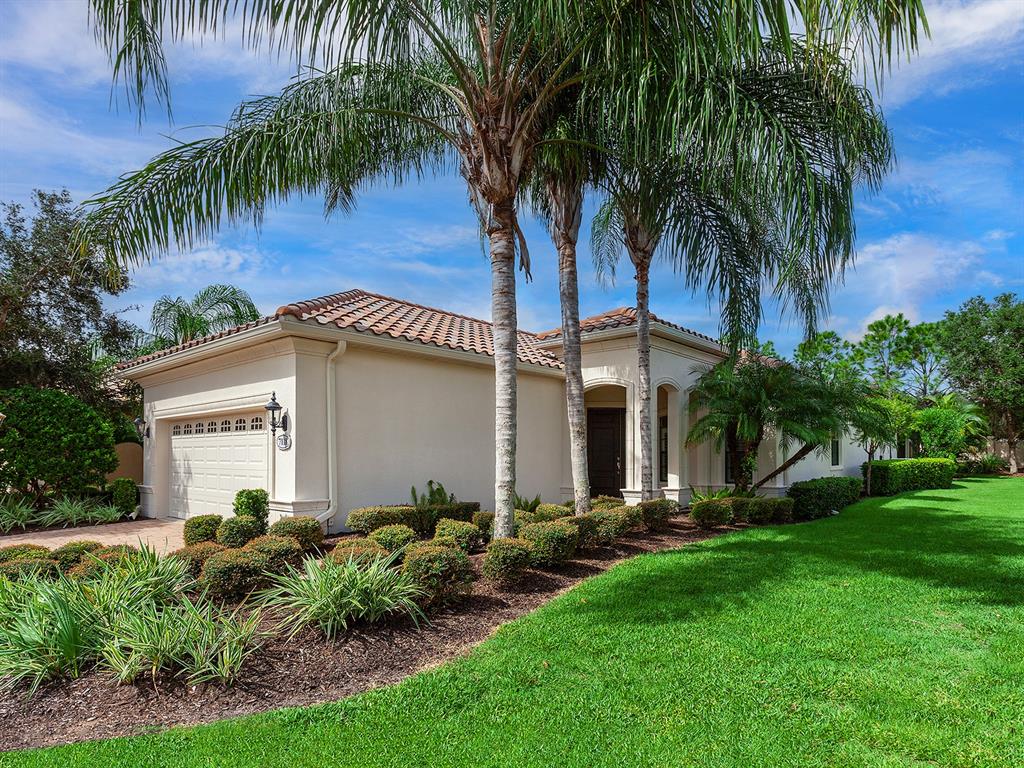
[314,340,346,531]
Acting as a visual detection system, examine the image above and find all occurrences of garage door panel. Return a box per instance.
[168,415,268,519]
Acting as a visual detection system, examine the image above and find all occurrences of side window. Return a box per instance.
[830,435,841,467]
[724,449,735,484]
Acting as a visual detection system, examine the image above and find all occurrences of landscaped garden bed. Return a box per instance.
[0,513,732,751]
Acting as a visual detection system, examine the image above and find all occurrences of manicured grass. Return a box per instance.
[5,478,1023,767]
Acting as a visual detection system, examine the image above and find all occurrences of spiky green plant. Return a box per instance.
[0,496,38,533]
[259,554,424,639]
[38,498,93,528]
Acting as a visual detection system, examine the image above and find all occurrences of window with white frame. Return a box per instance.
[220,420,231,433]
[830,434,841,467]
[234,418,247,431]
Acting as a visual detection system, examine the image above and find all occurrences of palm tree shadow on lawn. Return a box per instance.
[571,489,1024,628]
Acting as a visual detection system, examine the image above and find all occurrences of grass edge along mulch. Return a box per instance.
[5,477,1023,768]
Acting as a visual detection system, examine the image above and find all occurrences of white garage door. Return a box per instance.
[168,414,268,519]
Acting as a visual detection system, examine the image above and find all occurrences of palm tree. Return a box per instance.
[590,40,896,500]
[687,352,869,491]
[150,284,260,347]
[79,1,926,533]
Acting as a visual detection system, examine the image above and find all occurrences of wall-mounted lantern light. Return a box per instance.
[133,417,150,440]
[265,392,289,436]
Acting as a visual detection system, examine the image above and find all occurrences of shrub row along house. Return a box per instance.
[120,288,876,531]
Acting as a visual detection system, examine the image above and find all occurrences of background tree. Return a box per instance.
[149,284,260,347]
[855,313,912,394]
[941,294,1024,472]
[903,321,947,403]
[0,190,139,417]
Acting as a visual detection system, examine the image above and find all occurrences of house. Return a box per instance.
[119,289,870,530]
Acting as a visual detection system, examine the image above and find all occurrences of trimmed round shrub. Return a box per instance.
[472,511,495,539]
[401,544,473,607]
[788,476,862,519]
[434,518,484,552]
[183,514,223,545]
[729,497,753,523]
[200,548,270,599]
[50,540,103,571]
[519,520,579,567]
[109,477,138,517]
[0,557,59,580]
[244,535,303,570]
[268,516,325,551]
[0,543,51,564]
[403,502,480,536]
[769,497,795,523]
[521,503,569,523]
[346,505,413,534]
[691,499,734,529]
[637,498,679,530]
[561,514,600,549]
[233,489,270,535]
[482,538,534,584]
[216,515,263,549]
[170,541,226,577]
[0,387,118,502]
[330,538,388,564]
[591,495,625,511]
[66,545,139,580]
[369,524,418,554]
[588,506,642,542]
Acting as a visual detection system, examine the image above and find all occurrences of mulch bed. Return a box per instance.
[0,517,735,752]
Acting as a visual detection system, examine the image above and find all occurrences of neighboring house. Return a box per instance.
[119,289,870,530]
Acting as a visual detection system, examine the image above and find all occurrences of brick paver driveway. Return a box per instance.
[1,518,186,553]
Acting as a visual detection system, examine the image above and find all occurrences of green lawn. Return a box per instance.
[5,478,1022,767]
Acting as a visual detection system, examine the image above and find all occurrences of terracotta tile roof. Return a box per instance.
[535,306,720,345]
[275,290,564,369]
[117,289,564,372]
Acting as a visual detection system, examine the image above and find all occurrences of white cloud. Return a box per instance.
[881,0,1024,108]
[889,149,1018,213]
[837,232,991,338]
[129,243,269,291]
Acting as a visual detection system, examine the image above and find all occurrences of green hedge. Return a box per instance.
[690,499,734,529]
[861,458,956,496]
[787,477,862,520]
[347,502,480,536]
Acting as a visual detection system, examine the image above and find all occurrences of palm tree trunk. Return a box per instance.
[754,442,817,489]
[633,257,654,501]
[490,199,519,539]
[547,181,591,515]
[865,443,875,495]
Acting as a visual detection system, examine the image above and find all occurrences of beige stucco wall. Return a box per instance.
[106,442,143,484]
[333,344,566,525]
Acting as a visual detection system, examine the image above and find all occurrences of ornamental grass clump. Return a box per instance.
[519,520,579,567]
[37,497,93,528]
[259,554,424,638]
[481,538,533,584]
[369,524,418,554]
[0,495,37,533]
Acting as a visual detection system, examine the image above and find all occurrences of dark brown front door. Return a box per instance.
[588,408,625,498]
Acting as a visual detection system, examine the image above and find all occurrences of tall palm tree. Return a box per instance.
[590,40,895,500]
[79,1,925,532]
[150,283,260,347]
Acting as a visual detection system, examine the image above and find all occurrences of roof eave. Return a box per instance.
[535,321,725,357]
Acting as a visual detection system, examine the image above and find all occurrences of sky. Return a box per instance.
[1,0,1022,355]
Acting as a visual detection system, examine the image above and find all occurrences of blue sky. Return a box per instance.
[1,1,1022,354]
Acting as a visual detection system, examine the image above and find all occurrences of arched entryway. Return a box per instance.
[655,381,684,499]
[584,382,631,498]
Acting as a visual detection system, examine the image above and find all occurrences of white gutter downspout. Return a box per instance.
[314,340,346,532]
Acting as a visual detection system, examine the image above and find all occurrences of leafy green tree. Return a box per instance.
[150,284,260,347]
[852,395,915,494]
[0,190,138,414]
[941,294,1024,472]
[903,321,948,403]
[0,387,118,505]
[913,406,967,459]
[855,313,912,394]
